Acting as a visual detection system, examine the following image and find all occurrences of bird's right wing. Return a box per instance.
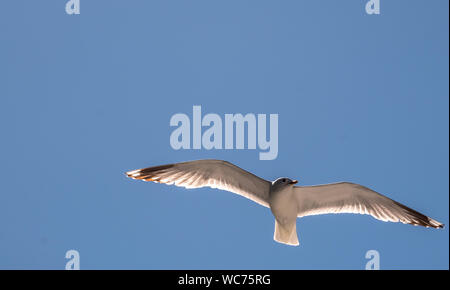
[126,159,271,208]
[294,182,443,228]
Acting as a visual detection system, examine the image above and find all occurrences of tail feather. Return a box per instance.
[274,219,299,246]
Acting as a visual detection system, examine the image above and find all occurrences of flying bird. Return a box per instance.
[126,159,444,246]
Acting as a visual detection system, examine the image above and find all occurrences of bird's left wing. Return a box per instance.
[294,182,443,228]
[126,159,271,208]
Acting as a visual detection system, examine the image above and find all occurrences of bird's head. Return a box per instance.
[272,177,298,188]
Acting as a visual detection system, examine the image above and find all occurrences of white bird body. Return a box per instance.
[269,180,299,245]
[126,159,444,246]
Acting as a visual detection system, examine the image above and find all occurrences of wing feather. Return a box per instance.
[126,159,271,207]
[295,182,444,228]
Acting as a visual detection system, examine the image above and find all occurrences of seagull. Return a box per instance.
[126,159,444,246]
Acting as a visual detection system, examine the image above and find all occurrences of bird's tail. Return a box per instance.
[274,219,299,246]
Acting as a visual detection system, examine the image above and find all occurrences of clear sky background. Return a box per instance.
[0,0,448,269]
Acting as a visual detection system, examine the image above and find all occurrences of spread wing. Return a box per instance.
[126,159,271,207]
[295,182,444,228]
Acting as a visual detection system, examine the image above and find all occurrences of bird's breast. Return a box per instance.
[269,187,298,222]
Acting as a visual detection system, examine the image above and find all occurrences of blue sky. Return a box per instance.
[0,0,448,269]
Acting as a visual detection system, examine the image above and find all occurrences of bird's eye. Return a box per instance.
[282,179,286,182]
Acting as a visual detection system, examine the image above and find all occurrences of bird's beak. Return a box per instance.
[290,180,298,185]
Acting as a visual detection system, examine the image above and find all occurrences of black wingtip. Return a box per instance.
[125,169,142,179]
[124,164,175,182]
